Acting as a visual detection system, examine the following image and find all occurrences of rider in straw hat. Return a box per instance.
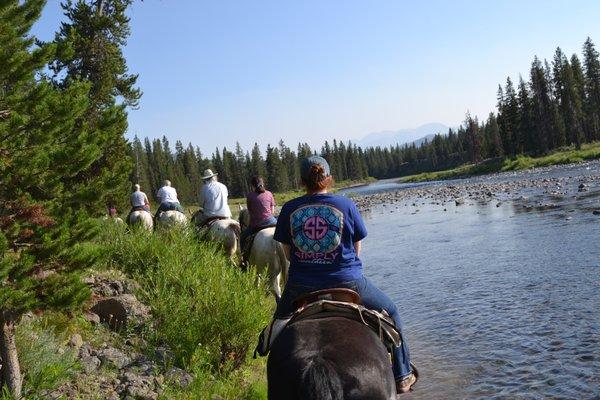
[197,169,232,227]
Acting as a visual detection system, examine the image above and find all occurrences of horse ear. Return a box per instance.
[239,204,243,211]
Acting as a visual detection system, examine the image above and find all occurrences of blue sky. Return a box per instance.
[33,0,600,153]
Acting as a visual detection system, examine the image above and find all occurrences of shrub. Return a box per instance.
[97,226,272,373]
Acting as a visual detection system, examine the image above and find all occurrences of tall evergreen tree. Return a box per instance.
[583,37,600,141]
[0,1,123,395]
[553,48,585,148]
[250,143,267,179]
[48,0,140,211]
[517,76,535,153]
[530,57,558,153]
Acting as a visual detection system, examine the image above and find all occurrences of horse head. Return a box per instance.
[238,207,250,230]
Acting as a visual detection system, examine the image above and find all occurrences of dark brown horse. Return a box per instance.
[267,316,396,400]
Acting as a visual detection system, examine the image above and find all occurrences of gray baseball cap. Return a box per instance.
[300,156,331,181]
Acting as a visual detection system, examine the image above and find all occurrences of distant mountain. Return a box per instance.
[356,122,449,149]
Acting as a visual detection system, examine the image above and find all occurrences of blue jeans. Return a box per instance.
[240,216,278,249]
[274,276,412,380]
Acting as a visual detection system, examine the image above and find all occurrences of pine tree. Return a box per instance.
[48,0,140,212]
[517,76,535,153]
[502,77,520,155]
[464,113,482,163]
[485,113,504,157]
[130,135,152,195]
[583,37,600,141]
[265,145,287,192]
[530,57,557,154]
[250,143,267,179]
[0,1,117,395]
[553,48,585,148]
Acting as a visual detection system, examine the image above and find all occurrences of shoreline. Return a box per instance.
[398,141,600,183]
[352,160,600,214]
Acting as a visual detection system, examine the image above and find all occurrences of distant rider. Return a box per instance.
[127,184,150,221]
[272,156,418,394]
[196,169,232,227]
[154,180,184,220]
[240,176,277,250]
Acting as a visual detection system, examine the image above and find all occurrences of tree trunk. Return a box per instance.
[0,311,22,399]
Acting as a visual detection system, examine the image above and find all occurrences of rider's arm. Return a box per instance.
[282,244,291,261]
[144,193,150,206]
[354,241,362,257]
[271,192,276,214]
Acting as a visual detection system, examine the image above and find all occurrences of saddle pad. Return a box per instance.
[288,300,401,348]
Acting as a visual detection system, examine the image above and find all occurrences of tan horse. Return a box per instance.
[156,210,187,228]
[128,210,153,231]
[192,211,241,261]
[239,208,289,300]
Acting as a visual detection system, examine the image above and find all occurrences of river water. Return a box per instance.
[343,163,600,399]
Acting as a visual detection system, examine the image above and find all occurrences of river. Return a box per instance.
[342,162,600,399]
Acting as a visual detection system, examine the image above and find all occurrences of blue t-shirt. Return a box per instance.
[273,193,368,286]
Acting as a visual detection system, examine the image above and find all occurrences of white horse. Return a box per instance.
[192,211,240,261]
[127,210,153,231]
[239,208,289,300]
[156,210,187,228]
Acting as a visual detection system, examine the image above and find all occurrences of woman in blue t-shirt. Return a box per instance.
[273,155,417,394]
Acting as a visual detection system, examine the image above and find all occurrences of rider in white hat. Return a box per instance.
[197,169,232,227]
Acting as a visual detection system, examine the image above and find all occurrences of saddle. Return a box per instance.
[254,288,401,358]
[288,289,401,348]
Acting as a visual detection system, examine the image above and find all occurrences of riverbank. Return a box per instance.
[401,141,600,183]
[352,159,600,215]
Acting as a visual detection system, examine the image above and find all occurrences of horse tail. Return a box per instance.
[228,220,241,237]
[299,355,344,400]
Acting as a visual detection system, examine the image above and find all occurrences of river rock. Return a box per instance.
[593,210,600,215]
[455,198,464,206]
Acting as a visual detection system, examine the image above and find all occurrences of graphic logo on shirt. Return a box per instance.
[290,205,344,263]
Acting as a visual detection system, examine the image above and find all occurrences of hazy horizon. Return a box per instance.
[32,0,600,153]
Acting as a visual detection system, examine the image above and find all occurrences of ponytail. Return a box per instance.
[302,164,333,192]
[251,176,266,193]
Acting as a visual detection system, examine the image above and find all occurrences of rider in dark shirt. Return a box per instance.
[273,156,417,394]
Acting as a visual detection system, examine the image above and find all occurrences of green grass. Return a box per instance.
[13,317,80,399]
[96,225,273,398]
[402,141,600,182]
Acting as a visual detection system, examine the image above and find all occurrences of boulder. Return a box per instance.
[119,371,159,400]
[68,334,83,351]
[90,294,150,331]
[165,367,193,389]
[98,346,132,370]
